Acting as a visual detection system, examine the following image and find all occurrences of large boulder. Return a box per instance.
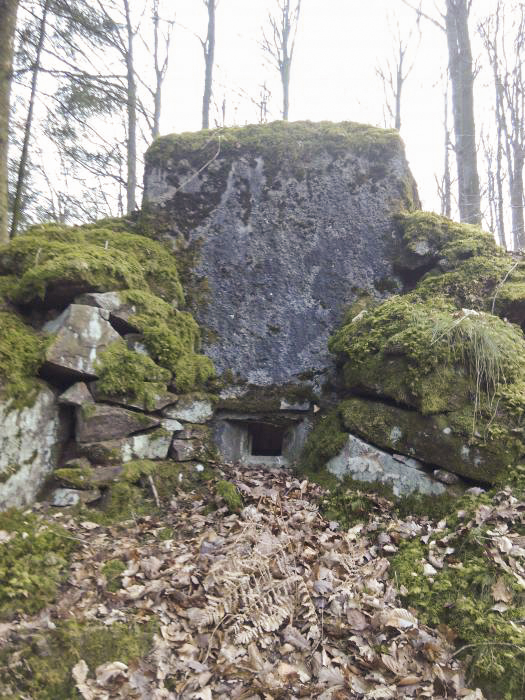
[42,304,121,380]
[143,121,418,385]
[75,403,159,443]
[0,386,64,510]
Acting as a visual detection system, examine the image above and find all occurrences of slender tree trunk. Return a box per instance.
[11,0,50,237]
[280,2,291,121]
[445,0,481,225]
[152,0,161,139]
[0,0,19,244]
[511,146,525,250]
[123,0,136,213]
[202,0,215,130]
[443,86,452,218]
[495,101,506,247]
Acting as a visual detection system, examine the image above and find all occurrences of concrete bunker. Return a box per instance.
[214,412,312,467]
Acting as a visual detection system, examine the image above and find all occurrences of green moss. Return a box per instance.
[146,120,404,180]
[53,466,95,489]
[396,211,499,271]
[0,619,156,699]
[300,410,348,471]
[95,340,170,410]
[216,480,243,512]
[0,311,46,406]
[391,536,525,699]
[13,245,147,305]
[0,221,184,305]
[0,510,76,620]
[330,294,525,415]
[101,559,126,592]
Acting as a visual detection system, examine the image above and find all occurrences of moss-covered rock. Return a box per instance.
[0,510,76,619]
[300,410,348,471]
[330,295,525,415]
[95,340,171,410]
[0,223,184,308]
[0,619,156,699]
[0,310,46,404]
[339,396,522,482]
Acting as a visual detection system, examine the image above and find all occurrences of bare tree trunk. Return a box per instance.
[0,0,19,244]
[445,0,481,225]
[511,147,525,250]
[262,0,301,122]
[443,90,452,218]
[11,0,50,237]
[152,0,162,139]
[123,0,136,213]
[201,0,216,130]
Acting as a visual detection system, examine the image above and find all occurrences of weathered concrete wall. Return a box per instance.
[143,121,418,386]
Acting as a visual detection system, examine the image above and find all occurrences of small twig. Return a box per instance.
[449,641,525,660]
[148,475,161,508]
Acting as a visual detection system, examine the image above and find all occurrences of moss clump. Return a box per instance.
[0,311,46,405]
[216,480,243,512]
[95,340,170,410]
[300,410,348,471]
[12,245,147,306]
[396,211,500,272]
[391,535,525,699]
[0,619,156,699]
[146,120,405,177]
[0,510,76,619]
[0,222,184,306]
[330,294,525,416]
[101,559,126,592]
[81,460,214,525]
[53,466,95,490]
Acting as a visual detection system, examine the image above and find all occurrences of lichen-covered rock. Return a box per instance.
[162,396,214,423]
[326,433,446,496]
[340,397,522,482]
[0,385,63,510]
[59,382,93,406]
[143,121,418,385]
[75,291,141,333]
[170,438,199,461]
[43,304,121,380]
[75,403,159,443]
[79,428,172,464]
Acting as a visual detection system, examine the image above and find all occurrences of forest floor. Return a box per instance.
[0,463,502,699]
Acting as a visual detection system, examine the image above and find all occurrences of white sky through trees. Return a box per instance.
[162,0,452,212]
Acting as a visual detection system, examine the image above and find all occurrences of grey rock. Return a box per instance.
[160,418,184,433]
[51,488,81,507]
[75,291,139,333]
[124,334,149,355]
[42,304,121,380]
[433,469,461,485]
[162,397,214,423]
[280,399,311,412]
[326,433,445,497]
[170,439,199,461]
[75,403,159,443]
[0,385,64,511]
[144,122,416,385]
[90,382,177,412]
[59,382,94,406]
[79,428,172,464]
[50,487,101,507]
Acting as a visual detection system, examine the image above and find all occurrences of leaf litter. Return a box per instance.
[1,463,510,698]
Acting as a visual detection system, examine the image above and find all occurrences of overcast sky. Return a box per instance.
[157,0,458,212]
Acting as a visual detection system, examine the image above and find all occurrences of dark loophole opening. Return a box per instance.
[249,423,285,456]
